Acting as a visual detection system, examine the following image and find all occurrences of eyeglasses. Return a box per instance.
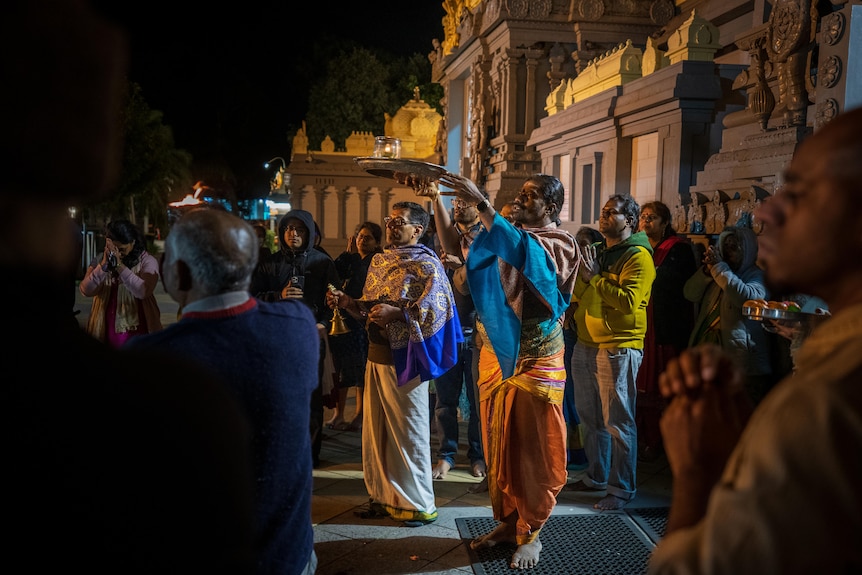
[384,216,420,229]
[285,225,307,234]
[639,214,659,223]
[600,209,623,219]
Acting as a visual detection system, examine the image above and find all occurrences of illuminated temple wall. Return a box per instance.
[288,0,862,253]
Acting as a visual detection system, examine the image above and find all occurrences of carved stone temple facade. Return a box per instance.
[287,0,862,254]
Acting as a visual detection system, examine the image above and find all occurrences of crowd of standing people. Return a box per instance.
[27,1,861,571]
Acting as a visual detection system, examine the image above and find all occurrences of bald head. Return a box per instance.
[163,209,258,305]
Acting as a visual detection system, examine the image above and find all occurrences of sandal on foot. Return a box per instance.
[402,518,434,527]
[354,504,389,520]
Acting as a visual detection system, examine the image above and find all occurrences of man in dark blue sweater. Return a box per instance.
[128,208,320,575]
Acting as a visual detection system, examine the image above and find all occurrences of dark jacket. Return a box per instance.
[651,235,698,348]
[250,209,340,324]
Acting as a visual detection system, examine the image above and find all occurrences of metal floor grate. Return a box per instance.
[456,512,663,575]
[625,507,669,545]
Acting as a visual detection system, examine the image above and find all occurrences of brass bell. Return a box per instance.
[328,284,351,336]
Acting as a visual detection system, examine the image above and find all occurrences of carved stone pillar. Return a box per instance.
[502,49,523,135]
[336,188,349,240]
[357,189,371,225]
[378,189,394,222]
[314,188,331,234]
[292,187,309,212]
[524,48,544,134]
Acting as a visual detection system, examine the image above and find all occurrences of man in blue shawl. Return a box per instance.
[435,173,580,569]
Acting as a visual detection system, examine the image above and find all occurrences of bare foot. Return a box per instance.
[431,460,452,480]
[471,460,487,477]
[511,538,542,569]
[594,494,630,510]
[470,522,516,550]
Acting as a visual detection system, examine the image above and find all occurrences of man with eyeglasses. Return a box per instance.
[327,201,463,527]
[431,172,579,570]
[648,105,862,575]
[418,190,488,485]
[251,209,340,468]
[564,194,656,511]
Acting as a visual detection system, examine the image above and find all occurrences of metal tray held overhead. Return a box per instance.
[354,157,458,195]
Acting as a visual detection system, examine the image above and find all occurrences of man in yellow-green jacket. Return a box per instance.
[564,193,656,510]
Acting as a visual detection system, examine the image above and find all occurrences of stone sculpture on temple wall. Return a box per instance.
[704,190,728,235]
[688,191,705,234]
[765,0,818,127]
[672,201,686,233]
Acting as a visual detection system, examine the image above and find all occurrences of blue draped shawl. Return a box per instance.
[466,214,572,379]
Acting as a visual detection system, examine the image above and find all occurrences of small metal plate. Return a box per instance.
[742,306,829,326]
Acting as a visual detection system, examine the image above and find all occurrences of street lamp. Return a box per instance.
[263,157,286,171]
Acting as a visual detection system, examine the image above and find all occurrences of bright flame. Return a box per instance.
[168,185,206,208]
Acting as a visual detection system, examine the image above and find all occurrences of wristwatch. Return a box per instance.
[476,199,490,212]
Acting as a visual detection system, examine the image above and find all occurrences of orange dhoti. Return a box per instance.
[476,321,568,545]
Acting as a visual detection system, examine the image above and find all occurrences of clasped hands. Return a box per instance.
[658,344,752,485]
[702,245,722,268]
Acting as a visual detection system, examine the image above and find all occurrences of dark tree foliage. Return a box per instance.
[83,82,192,233]
[303,46,442,152]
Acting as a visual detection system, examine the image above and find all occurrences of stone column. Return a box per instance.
[336,188,349,240]
[524,48,544,134]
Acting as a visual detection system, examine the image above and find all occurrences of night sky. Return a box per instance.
[93,1,446,197]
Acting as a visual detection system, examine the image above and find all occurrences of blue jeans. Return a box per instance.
[434,338,484,467]
[571,344,642,500]
[563,328,588,467]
